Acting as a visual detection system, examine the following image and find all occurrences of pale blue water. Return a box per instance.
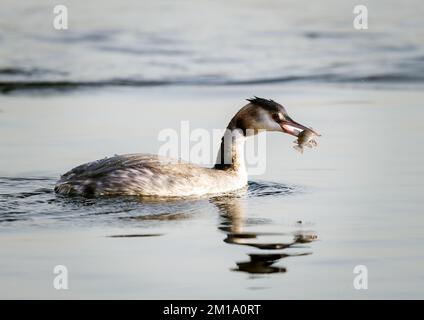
[1,0,424,92]
[0,0,423,299]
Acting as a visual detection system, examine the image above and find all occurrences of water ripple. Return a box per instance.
[0,176,301,228]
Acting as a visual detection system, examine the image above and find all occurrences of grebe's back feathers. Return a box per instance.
[55,154,246,197]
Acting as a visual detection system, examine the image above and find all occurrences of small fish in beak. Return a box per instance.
[280,115,315,137]
[277,113,320,153]
[293,128,320,154]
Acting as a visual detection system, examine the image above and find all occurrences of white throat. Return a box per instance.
[215,128,247,178]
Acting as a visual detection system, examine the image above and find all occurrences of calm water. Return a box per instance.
[1,85,423,298]
[1,0,424,92]
[0,0,424,299]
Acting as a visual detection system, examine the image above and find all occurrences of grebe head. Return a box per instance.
[230,97,318,137]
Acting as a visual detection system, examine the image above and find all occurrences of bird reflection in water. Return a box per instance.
[113,182,317,275]
[211,195,317,274]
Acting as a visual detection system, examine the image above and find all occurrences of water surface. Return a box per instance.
[1,85,423,298]
[1,0,424,299]
[1,0,423,92]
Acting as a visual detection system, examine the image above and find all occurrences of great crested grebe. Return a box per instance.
[55,97,316,197]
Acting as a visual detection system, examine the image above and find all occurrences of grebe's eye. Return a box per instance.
[272,113,283,122]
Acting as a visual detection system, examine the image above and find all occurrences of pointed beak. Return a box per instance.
[280,116,320,137]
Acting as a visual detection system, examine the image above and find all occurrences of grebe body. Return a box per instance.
[55,98,315,197]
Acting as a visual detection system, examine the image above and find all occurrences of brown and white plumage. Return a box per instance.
[55,97,315,197]
[55,153,247,197]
